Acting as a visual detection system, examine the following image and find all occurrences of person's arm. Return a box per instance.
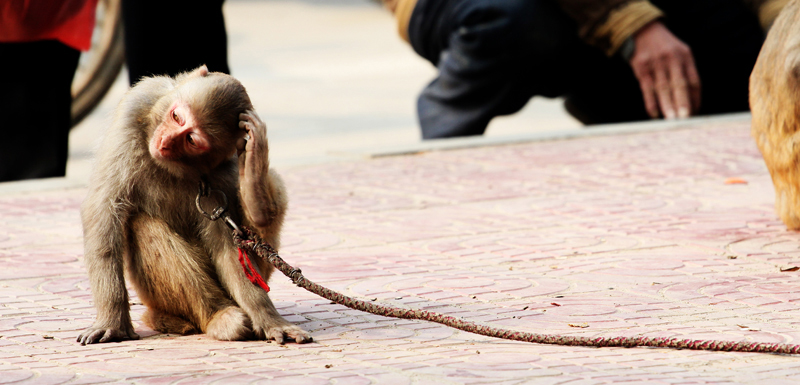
[627,21,700,119]
[556,0,662,56]
[558,0,699,119]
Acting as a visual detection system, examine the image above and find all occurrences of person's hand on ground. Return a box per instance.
[628,21,701,120]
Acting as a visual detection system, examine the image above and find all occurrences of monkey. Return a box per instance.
[751,1,800,230]
[77,66,312,345]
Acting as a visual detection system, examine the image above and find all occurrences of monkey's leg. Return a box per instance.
[127,216,254,341]
[213,246,312,344]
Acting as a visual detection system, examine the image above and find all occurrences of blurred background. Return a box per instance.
[66,0,581,180]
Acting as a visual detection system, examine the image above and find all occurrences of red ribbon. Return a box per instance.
[237,247,270,292]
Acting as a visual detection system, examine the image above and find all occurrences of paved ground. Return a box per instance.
[5,115,800,384]
[5,0,800,384]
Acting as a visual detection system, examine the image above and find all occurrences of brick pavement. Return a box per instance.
[4,118,800,383]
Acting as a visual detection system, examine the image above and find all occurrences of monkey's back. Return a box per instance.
[751,0,800,229]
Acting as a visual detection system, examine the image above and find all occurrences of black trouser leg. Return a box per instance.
[0,40,79,182]
[412,0,560,138]
[122,0,230,84]
[411,0,619,138]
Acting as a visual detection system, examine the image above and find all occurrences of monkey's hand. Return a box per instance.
[77,323,140,345]
[238,110,275,229]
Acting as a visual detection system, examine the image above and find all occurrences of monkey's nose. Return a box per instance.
[158,146,174,158]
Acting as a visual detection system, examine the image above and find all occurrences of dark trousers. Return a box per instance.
[0,40,79,182]
[409,0,764,139]
[122,0,230,84]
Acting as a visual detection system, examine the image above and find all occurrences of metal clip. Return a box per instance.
[196,177,229,221]
[196,177,243,236]
[224,215,243,236]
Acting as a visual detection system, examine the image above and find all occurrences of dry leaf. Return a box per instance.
[550,302,561,306]
[568,323,589,328]
[724,178,748,185]
[781,266,800,272]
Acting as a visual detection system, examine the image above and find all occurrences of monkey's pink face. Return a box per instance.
[149,101,211,163]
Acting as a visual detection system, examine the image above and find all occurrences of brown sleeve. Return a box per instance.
[382,0,417,43]
[385,0,664,52]
[743,0,791,29]
[557,0,663,56]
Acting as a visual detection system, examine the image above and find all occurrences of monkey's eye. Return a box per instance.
[186,133,196,146]
[172,110,180,123]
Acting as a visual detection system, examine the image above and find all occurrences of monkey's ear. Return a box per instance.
[175,66,209,83]
[189,65,209,78]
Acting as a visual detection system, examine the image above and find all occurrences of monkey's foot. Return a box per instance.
[256,322,313,344]
[206,306,253,341]
[77,325,140,345]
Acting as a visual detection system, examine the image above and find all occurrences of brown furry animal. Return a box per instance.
[751,0,800,229]
[77,66,312,345]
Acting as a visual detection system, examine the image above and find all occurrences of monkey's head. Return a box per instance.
[148,66,253,177]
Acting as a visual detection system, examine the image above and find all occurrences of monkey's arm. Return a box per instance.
[237,110,287,247]
[78,182,139,345]
[230,111,311,343]
[77,77,174,345]
[78,119,143,345]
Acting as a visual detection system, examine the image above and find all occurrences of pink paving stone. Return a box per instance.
[67,374,119,384]
[17,370,76,385]
[135,375,204,385]
[0,370,35,383]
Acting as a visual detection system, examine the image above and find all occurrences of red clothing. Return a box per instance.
[0,0,98,51]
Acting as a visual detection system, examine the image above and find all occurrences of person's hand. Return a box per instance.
[628,21,701,120]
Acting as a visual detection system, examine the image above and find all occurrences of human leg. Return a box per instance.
[409,0,641,138]
[122,0,230,85]
[410,0,546,138]
[0,40,79,182]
